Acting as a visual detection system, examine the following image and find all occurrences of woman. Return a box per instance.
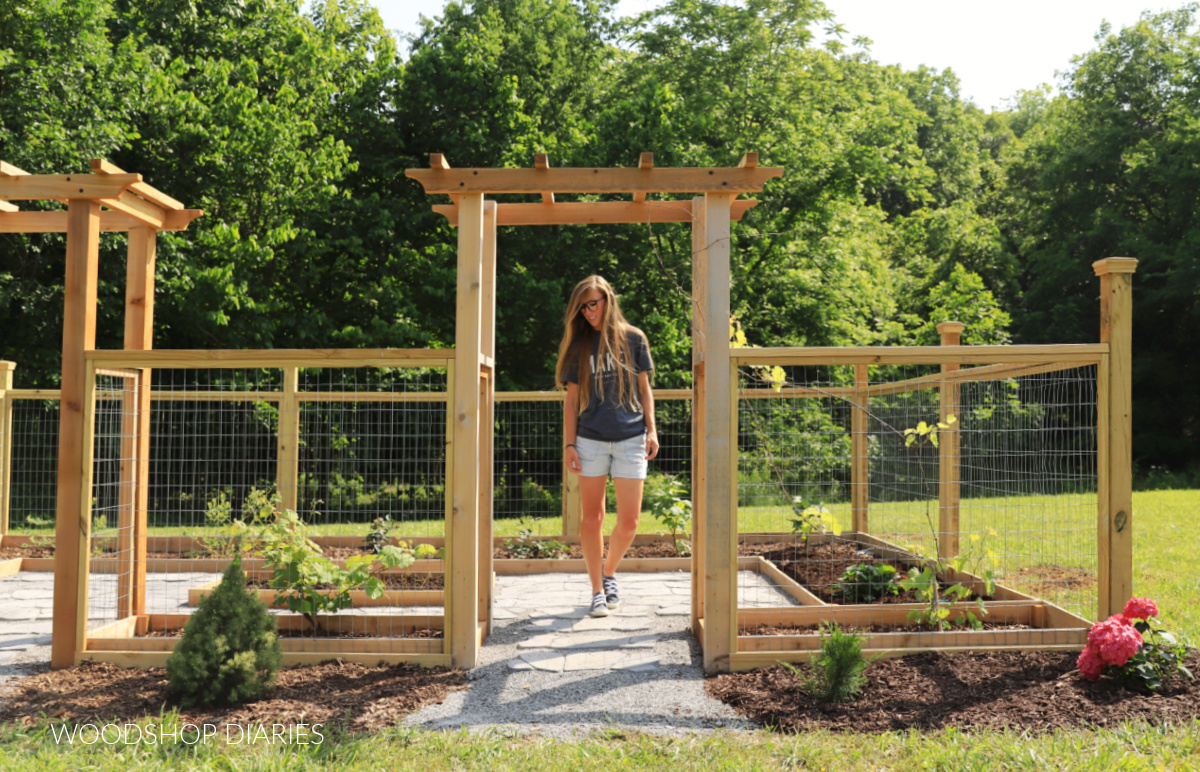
[556,276,659,617]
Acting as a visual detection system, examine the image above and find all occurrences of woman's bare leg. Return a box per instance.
[579,475,608,594]
[603,476,644,577]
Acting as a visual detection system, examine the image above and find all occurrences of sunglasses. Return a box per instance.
[581,297,606,312]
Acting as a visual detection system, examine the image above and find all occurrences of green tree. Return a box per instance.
[999,6,1200,469]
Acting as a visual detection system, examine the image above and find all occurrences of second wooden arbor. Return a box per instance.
[406,152,782,670]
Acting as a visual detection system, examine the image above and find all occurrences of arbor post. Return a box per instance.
[51,199,101,669]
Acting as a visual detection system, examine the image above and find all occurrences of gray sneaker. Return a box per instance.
[603,574,620,609]
[589,591,609,617]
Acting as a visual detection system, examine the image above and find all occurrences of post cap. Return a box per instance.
[1093,257,1138,276]
[0,361,15,371]
[936,321,965,335]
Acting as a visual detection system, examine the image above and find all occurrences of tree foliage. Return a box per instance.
[0,0,1195,470]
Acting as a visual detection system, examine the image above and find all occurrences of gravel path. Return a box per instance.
[402,570,795,739]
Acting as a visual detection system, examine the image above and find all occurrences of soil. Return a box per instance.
[706,650,1200,732]
[743,622,1031,635]
[245,573,444,590]
[1016,564,1096,594]
[0,546,53,559]
[492,541,685,560]
[142,627,444,640]
[0,660,465,732]
[739,540,985,605]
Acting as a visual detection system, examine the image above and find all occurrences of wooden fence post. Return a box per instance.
[276,367,300,513]
[0,361,14,538]
[51,199,101,669]
[450,192,484,668]
[1094,257,1137,619]
[698,191,735,674]
[851,363,868,535]
[690,196,707,636]
[937,321,964,560]
[478,200,496,633]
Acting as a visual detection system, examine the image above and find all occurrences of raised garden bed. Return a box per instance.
[737,531,1039,605]
[187,571,445,608]
[83,612,450,667]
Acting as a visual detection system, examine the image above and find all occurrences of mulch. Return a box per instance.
[493,541,684,560]
[0,660,466,733]
[706,650,1200,732]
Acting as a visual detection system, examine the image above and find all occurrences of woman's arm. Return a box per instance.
[564,382,582,473]
[638,371,660,460]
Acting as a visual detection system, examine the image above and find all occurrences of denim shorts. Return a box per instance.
[575,433,648,479]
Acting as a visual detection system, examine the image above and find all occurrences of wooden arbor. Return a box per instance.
[0,160,202,668]
[406,152,782,669]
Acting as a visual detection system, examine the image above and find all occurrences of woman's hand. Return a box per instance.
[566,445,582,473]
[645,431,660,460]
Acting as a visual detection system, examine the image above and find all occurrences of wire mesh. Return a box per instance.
[7,397,60,531]
[86,374,137,633]
[735,362,1099,646]
[79,361,451,650]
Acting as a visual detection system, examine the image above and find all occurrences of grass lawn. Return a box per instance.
[1,719,1198,770]
[2,489,1197,769]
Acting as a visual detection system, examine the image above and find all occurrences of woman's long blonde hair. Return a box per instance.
[555,276,645,414]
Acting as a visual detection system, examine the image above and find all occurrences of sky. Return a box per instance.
[367,0,1172,111]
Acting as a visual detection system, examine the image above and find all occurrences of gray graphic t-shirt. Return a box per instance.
[564,330,654,441]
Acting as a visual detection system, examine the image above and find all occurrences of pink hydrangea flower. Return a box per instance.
[1078,644,1106,681]
[1088,615,1143,667]
[1122,597,1159,621]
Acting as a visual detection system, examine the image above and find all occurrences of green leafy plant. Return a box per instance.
[833,563,899,603]
[90,514,114,557]
[255,508,416,631]
[789,500,841,543]
[364,515,398,555]
[645,474,693,556]
[781,621,872,703]
[503,517,569,559]
[898,562,988,631]
[895,413,997,630]
[414,543,440,560]
[26,534,55,552]
[166,554,282,707]
[202,488,278,558]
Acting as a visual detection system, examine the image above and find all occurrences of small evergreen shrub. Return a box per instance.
[166,555,282,707]
[789,621,871,703]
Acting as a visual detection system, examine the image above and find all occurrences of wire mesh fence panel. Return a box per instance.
[493,398,564,532]
[295,367,448,537]
[734,361,1099,647]
[148,368,280,541]
[80,360,451,654]
[86,374,137,633]
[7,398,60,532]
[488,393,694,547]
